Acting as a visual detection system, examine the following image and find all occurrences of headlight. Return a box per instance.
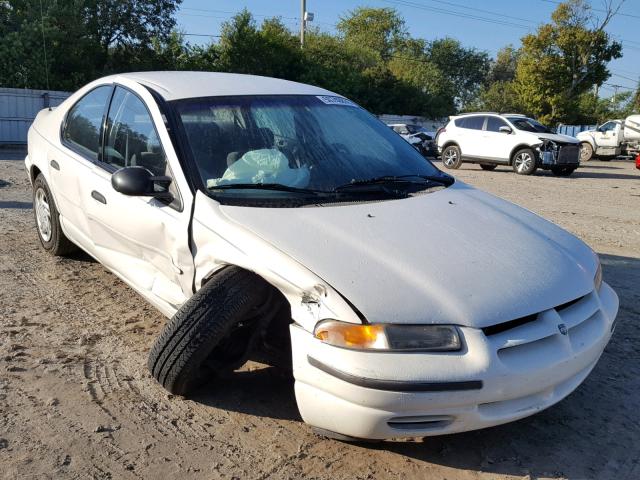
[594,260,603,291]
[313,320,461,352]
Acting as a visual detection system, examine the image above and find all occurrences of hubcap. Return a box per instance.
[514,152,532,173]
[444,149,457,166]
[35,188,52,242]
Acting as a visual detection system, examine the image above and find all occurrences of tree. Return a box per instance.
[336,7,407,60]
[216,10,303,79]
[426,38,490,108]
[485,46,519,85]
[0,0,182,90]
[514,0,623,124]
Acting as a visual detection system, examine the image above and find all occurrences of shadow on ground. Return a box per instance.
[0,200,32,209]
[191,254,640,479]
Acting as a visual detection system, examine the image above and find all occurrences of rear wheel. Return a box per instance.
[32,174,77,256]
[580,142,593,162]
[480,164,497,171]
[442,145,462,169]
[148,267,273,396]
[512,148,538,175]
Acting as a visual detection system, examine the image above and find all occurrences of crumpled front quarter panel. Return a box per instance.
[191,192,362,332]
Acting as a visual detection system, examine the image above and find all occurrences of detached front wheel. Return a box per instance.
[551,166,577,176]
[148,267,272,396]
[512,148,538,175]
[480,164,497,171]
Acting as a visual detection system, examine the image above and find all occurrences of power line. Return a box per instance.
[381,0,532,29]
[611,72,639,83]
[539,0,640,20]
[397,0,537,24]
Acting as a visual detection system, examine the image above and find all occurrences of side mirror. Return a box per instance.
[111,166,173,201]
[499,126,512,134]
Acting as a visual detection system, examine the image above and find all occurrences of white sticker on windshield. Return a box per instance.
[316,95,357,107]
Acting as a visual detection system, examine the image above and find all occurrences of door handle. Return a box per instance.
[91,191,107,204]
[50,159,60,170]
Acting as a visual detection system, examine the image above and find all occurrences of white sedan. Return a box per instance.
[25,72,618,440]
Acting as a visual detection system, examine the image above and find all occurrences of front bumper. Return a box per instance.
[291,282,618,439]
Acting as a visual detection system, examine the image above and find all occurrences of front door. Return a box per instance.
[595,121,620,149]
[84,85,194,314]
[479,116,514,162]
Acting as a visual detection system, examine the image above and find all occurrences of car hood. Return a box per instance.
[576,130,595,139]
[534,132,580,143]
[219,183,597,328]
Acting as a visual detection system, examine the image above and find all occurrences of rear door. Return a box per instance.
[455,115,486,158]
[83,84,195,315]
[50,85,113,250]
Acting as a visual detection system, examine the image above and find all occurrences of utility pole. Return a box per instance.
[300,0,306,48]
[300,1,313,48]
[612,84,620,105]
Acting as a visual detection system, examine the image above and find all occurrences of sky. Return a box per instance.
[176,0,640,98]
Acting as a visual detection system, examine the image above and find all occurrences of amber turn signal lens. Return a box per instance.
[314,321,388,349]
[313,320,461,352]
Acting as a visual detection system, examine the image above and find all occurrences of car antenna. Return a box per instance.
[38,0,52,109]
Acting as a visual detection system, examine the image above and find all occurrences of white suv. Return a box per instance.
[437,113,581,176]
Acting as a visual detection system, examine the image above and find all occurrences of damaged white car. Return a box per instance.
[26,72,619,440]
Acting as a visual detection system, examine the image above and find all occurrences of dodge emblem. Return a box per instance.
[558,323,568,335]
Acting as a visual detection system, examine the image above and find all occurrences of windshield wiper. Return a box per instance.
[209,183,326,195]
[334,174,453,192]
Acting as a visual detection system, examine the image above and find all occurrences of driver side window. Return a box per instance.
[102,87,167,177]
[599,122,615,132]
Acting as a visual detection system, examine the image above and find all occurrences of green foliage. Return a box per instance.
[336,7,407,60]
[0,0,181,90]
[0,1,631,124]
[513,0,622,124]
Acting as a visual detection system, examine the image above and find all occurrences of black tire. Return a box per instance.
[480,164,497,171]
[148,267,272,396]
[32,174,77,256]
[512,148,538,175]
[579,142,593,162]
[441,145,462,169]
[551,166,576,176]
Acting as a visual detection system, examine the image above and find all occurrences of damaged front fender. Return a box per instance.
[191,191,362,332]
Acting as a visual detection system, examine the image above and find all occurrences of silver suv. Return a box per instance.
[436,113,581,176]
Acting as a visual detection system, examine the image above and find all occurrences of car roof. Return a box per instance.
[103,71,338,101]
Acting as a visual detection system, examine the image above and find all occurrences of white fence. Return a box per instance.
[0,87,71,144]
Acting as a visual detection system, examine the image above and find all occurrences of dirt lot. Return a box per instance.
[1,150,639,480]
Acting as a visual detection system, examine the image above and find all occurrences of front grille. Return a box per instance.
[482,292,606,370]
[557,145,580,164]
[482,294,587,337]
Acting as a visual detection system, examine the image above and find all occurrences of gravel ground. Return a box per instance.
[1,150,639,480]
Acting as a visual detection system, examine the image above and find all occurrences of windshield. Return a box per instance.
[506,117,552,133]
[172,95,446,203]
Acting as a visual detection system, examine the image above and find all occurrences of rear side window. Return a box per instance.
[62,86,112,160]
[455,116,485,130]
[486,116,508,132]
[102,87,167,176]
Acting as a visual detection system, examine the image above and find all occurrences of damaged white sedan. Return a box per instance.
[26,72,619,440]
